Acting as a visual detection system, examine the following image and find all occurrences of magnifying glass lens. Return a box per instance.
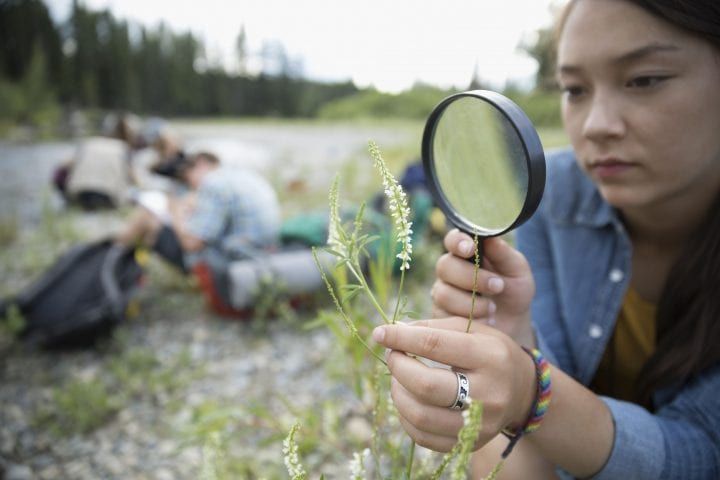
[432,97,528,234]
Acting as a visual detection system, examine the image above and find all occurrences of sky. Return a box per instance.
[47,0,566,93]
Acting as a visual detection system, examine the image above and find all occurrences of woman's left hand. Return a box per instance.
[372,318,537,452]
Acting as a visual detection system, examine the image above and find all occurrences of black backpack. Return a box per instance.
[0,239,144,348]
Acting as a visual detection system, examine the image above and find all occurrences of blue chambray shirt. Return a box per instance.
[516,148,720,479]
[185,167,281,260]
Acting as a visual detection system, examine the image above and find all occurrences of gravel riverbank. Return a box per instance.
[0,121,426,479]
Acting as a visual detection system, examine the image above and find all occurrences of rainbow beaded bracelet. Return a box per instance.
[501,347,552,459]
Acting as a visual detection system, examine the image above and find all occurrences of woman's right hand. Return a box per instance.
[432,229,536,347]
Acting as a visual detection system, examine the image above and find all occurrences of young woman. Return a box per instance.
[371,0,720,478]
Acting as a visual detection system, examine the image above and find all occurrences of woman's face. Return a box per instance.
[557,0,720,211]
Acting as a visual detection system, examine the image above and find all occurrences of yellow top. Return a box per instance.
[590,287,657,403]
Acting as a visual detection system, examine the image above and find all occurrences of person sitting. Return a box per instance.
[55,113,138,210]
[116,151,281,305]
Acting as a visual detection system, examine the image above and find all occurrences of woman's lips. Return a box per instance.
[588,158,636,179]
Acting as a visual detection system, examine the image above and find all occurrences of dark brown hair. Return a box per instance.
[190,151,220,166]
[623,0,720,407]
[176,151,220,184]
[557,0,720,407]
[639,190,720,406]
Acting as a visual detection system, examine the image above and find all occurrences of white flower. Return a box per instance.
[369,141,413,270]
[283,423,307,480]
[327,175,347,258]
[348,448,369,479]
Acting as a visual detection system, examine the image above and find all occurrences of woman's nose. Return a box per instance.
[582,95,626,142]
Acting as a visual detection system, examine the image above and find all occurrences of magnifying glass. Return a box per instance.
[421,90,546,259]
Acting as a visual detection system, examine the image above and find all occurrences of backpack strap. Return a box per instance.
[100,244,137,320]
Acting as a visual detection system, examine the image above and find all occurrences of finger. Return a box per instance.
[432,280,497,318]
[431,304,451,319]
[436,253,506,295]
[373,322,485,369]
[410,317,502,336]
[396,412,458,453]
[386,350,459,407]
[443,228,475,259]
[482,236,530,279]
[390,377,464,437]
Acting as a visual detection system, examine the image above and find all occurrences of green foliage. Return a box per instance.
[35,378,121,435]
[0,194,82,289]
[40,192,82,246]
[518,24,558,92]
[318,84,452,120]
[537,126,570,149]
[506,90,563,128]
[0,44,60,130]
[0,304,26,337]
[0,214,18,247]
[34,334,200,436]
[288,143,492,479]
[107,345,196,400]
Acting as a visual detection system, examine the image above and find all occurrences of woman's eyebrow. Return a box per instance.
[557,43,682,75]
[612,43,681,65]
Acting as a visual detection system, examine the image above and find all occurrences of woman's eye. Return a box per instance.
[626,76,669,89]
[561,85,585,99]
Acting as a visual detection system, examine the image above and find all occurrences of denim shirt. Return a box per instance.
[515,148,720,479]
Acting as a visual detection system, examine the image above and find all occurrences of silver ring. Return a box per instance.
[450,372,470,410]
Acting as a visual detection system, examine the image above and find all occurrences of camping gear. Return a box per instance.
[0,240,144,348]
[226,248,335,310]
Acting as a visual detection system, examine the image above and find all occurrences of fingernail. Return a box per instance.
[488,277,504,292]
[488,301,497,314]
[372,326,385,342]
[459,240,474,256]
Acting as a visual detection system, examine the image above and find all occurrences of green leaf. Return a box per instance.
[324,248,347,259]
[341,287,363,303]
[339,284,362,293]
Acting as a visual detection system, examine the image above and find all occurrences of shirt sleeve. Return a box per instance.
[593,366,720,479]
[518,200,720,479]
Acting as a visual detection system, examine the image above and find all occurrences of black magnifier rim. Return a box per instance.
[422,89,546,237]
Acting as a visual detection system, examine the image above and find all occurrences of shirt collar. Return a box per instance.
[545,148,620,229]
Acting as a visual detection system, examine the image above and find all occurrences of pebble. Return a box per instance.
[4,464,33,480]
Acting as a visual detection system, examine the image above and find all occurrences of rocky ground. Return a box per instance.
[0,285,345,479]
[0,121,434,479]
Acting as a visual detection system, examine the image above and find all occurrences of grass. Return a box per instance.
[0,214,19,247]
[35,377,121,435]
[538,126,569,150]
[33,332,202,436]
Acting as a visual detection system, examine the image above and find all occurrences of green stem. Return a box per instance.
[482,459,506,480]
[429,444,459,480]
[355,333,388,366]
[466,233,480,333]
[405,440,415,480]
[312,249,387,366]
[346,261,391,324]
[392,268,405,324]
